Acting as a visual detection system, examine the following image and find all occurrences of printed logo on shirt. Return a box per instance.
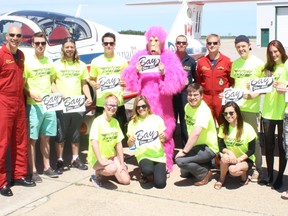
[233,69,253,78]
[100,66,121,75]
[185,114,195,126]
[30,68,51,77]
[102,132,118,142]
[61,69,80,78]
[225,138,244,147]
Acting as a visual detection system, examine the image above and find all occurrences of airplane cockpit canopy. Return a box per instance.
[0,10,92,47]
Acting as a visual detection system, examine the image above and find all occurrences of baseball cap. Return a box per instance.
[235,35,250,44]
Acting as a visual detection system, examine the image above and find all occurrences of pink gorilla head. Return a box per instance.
[145,26,167,54]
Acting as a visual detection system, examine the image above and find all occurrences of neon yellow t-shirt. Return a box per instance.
[231,55,264,113]
[218,122,257,162]
[184,100,218,154]
[90,54,128,107]
[24,56,55,105]
[54,59,89,96]
[283,60,288,114]
[87,114,124,167]
[262,64,286,120]
[127,114,166,163]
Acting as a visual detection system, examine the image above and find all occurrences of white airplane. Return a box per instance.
[0,2,208,67]
[0,0,268,64]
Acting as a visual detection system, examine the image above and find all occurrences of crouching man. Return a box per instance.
[175,83,218,186]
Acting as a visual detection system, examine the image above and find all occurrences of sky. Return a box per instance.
[0,0,261,36]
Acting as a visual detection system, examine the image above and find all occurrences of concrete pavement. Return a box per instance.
[1,147,288,216]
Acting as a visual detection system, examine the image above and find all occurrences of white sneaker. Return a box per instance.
[250,170,259,183]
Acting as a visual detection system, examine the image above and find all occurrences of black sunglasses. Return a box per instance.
[34,42,47,46]
[9,33,22,38]
[207,42,218,46]
[136,104,147,110]
[176,41,187,45]
[223,111,235,117]
[103,42,115,46]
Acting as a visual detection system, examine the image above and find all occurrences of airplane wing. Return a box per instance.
[127,0,270,6]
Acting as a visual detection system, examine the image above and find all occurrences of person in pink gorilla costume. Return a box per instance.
[122,26,187,172]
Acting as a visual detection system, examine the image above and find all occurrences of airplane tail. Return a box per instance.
[127,1,203,40]
[169,1,203,40]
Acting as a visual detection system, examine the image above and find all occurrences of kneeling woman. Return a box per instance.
[127,95,167,189]
[214,101,257,190]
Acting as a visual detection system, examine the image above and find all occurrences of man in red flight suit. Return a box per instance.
[0,25,36,197]
[196,34,234,126]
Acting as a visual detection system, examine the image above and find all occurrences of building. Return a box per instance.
[257,0,288,47]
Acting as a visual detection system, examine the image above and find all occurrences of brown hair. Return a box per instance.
[61,37,80,63]
[263,40,288,73]
[221,101,243,141]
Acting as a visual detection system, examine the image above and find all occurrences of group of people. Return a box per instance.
[87,26,288,198]
[1,24,288,200]
[0,25,93,197]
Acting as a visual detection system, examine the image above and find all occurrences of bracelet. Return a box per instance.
[182,150,188,154]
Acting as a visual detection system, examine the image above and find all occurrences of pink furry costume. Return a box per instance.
[122,26,187,171]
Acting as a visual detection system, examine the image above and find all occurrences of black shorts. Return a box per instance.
[56,111,84,143]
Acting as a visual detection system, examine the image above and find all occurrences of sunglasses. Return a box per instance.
[176,41,187,45]
[103,42,115,46]
[34,42,47,46]
[223,111,235,117]
[136,104,147,110]
[106,104,118,109]
[207,42,218,46]
[9,33,22,38]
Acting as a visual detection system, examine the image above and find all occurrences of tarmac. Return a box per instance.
[1,39,288,216]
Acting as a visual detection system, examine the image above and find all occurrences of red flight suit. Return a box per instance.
[196,53,234,125]
[0,44,28,188]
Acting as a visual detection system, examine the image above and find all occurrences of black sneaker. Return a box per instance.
[56,160,64,175]
[89,174,102,187]
[71,158,88,170]
[32,172,43,183]
[43,167,59,178]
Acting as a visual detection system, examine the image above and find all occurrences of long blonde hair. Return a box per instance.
[130,95,152,123]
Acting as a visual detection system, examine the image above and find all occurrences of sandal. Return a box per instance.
[214,181,223,190]
[281,191,288,200]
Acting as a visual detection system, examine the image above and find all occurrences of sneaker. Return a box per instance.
[44,167,59,178]
[139,175,148,184]
[32,172,42,183]
[89,174,102,187]
[251,170,259,183]
[71,158,88,170]
[56,160,64,175]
